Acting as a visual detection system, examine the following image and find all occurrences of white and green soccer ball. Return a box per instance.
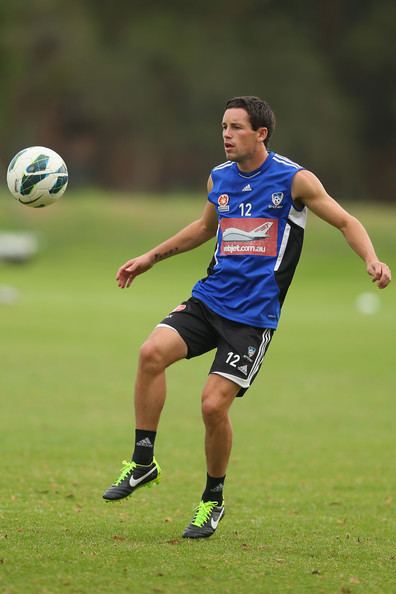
[7,146,68,208]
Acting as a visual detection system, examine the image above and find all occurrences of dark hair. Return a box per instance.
[225,96,276,147]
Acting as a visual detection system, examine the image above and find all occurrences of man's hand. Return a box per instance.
[367,260,392,289]
[116,254,154,288]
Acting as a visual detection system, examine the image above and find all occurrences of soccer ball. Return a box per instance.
[7,146,68,208]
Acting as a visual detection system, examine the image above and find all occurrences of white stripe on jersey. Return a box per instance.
[288,204,307,229]
[273,153,301,168]
[274,223,291,272]
[273,156,300,170]
[213,161,233,171]
[213,224,220,268]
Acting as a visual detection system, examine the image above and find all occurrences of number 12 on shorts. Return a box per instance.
[226,352,240,367]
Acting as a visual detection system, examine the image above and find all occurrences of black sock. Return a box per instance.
[132,429,156,465]
[202,473,225,505]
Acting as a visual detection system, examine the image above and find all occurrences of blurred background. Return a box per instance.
[1,0,396,200]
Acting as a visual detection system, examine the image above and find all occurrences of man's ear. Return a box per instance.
[257,127,268,143]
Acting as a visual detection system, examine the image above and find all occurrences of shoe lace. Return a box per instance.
[191,500,218,527]
[114,460,136,485]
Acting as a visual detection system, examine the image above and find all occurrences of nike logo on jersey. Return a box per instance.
[210,507,225,530]
[129,465,157,487]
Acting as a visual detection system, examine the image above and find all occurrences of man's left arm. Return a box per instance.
[292,169,392,289]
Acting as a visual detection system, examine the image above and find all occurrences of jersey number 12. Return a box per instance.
[239,203,252,216]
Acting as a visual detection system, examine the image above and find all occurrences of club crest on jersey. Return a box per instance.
[271,192,284,208]
[218,194,230,212]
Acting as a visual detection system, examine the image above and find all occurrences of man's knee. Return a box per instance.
[201,381,236,425]
[138,339,167,374]
[138,327,187,374]
[202,396,223,425]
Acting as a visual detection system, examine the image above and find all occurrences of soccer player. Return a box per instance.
[103,96,391,538]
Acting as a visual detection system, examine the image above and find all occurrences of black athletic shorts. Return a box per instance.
[157,297,274,397]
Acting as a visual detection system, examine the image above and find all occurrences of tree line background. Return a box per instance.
[0,0,395,200]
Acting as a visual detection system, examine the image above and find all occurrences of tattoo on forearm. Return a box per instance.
[153,247,179,262]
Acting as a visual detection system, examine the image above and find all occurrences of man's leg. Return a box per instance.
[103,327,187,501]
[183,373,239,538]
[134,326,188,430]
[201,373,239,477]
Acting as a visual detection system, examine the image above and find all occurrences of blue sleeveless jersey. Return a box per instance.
[192,151,307,329]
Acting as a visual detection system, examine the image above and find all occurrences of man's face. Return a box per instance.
[222,108,267,163]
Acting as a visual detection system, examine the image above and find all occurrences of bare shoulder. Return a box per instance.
[292,169,353,227]
[201,176,218,235]
[292,169,327,204]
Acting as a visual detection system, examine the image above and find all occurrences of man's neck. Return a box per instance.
[236,147,269,173]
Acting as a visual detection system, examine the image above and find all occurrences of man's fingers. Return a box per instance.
[369,262,392,289]
[368,263,381,279]
[378,269,391,289]
[116,267,128,281]
[116,256,152,288]
[116,260,135,280]
[117,270,136,288]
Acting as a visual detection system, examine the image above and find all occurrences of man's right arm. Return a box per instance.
[117,176,217,288]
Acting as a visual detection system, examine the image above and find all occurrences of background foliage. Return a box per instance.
[1,0,396,199]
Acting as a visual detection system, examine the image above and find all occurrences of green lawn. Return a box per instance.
[0,192,395,594]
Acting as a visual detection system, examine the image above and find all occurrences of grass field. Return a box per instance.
[0,192,395,594]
